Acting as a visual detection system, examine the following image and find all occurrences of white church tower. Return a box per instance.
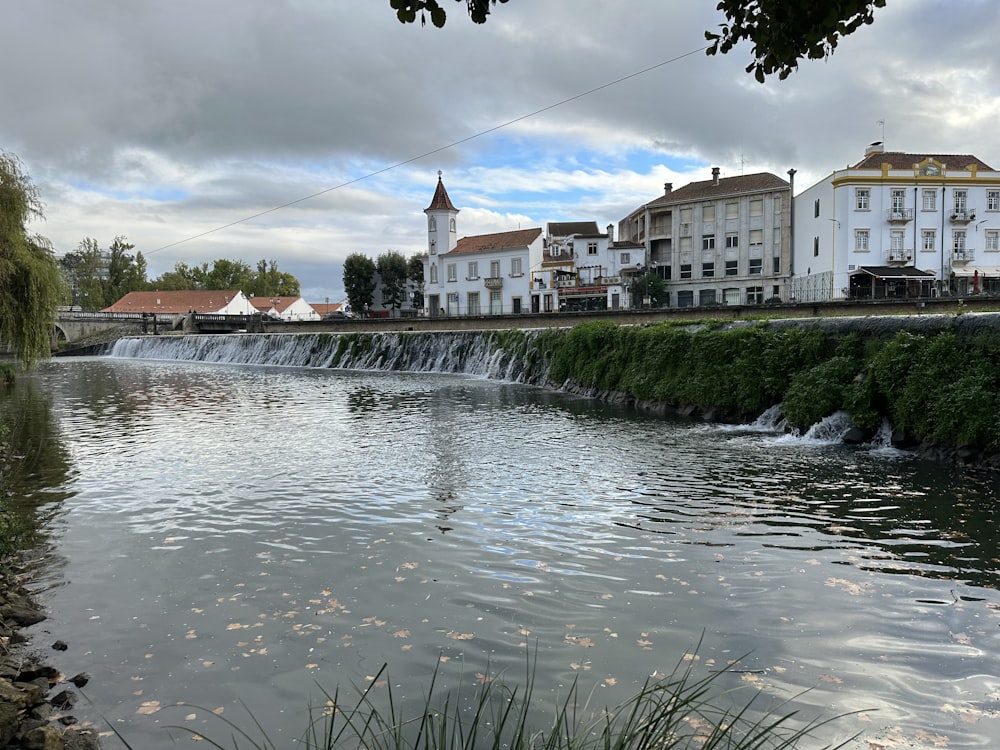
[423,172,459,316]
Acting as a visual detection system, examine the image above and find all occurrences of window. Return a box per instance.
[620,252,630,265]
[490,260,501,278]
[855,188,870,210]
[988,191,1000,211]
[891,189,905,212]
[699,289,717,306]
[449,218,456,232]
[746,286,764,304]
[922,189,937,211]
[430,240,437,255]
[813,236,819,257]
[772,256,781,274]
[985,230,999,252]
[954,190,968,212]
[677,290,694,308]
[702,235,715,251]
[467,261,478,279]
[749,229,763,253]
[587,242,598,255]
[490,290,502,314]
[680,207,693,223]
[814,198,820,218]
[680,263,692,279]
[543,294,552,312]
[726,202,739,219]
[953,229,967,253]
[447,292,459,314]
[890,230,904,250]
[430,264,438,283]
[703,205,716,221]
[748,258,763,275]
[725,259,738,276]
[855,229,870,252]
[702,261,715,278]
[680,236,692,252]
[467,291,481,316]
[750,199,763,217]
[725,233,738,249]
[447,263,457,282]
[921,229,936,252]
[511,258,522,276]
[428,216,436,231]
[773,195,782,214]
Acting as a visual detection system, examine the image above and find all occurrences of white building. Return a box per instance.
[619,168,792,307]
[422,173,544,316]
[249,295,320,321]
[539,222,647,311]
[792,144,1000,300]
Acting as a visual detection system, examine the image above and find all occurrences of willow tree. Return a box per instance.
[0,153,65,368]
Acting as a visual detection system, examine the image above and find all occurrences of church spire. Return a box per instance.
[425,170,458,212]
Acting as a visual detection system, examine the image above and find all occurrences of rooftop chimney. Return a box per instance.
[607,223,614,242]
[865,141,884,156]
[664,183,672,195]
[711,167,720,186]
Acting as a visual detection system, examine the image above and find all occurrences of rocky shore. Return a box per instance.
[0,565,101,749]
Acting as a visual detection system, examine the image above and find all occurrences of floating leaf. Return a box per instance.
[448,632,474,641]
[136,701,161,715]
[604,677,617,686]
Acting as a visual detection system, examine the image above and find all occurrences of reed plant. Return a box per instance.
[138,651,859,750]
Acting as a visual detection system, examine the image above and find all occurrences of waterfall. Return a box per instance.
[108,331,552,385]
[800,410,856,444]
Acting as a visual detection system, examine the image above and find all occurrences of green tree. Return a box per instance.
[0,153,65,368]
[377,250,409,316]
[389,0,884,81]
[408,252,427,310]
[343,253,376,316]
[631,272,667,309]
[105,236,146,304]
[149,262,200,290]
[249,259,300,297]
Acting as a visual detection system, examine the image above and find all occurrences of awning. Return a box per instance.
[951,266,1000,278]
[852,265,936,281]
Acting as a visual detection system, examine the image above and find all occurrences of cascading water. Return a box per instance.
[109,330,553,385]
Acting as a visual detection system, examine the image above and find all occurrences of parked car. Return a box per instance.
[323,310,355,320]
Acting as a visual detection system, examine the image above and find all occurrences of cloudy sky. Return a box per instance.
[5,0,999,303]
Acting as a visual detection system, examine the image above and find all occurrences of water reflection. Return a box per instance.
[19,359,1000,749]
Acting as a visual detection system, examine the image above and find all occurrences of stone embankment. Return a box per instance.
[0,566,100,749]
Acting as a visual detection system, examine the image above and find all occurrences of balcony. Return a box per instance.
[950,209,976,224]
[952,248,975,263]
[484,276,503,290]
[885,208,914,223]
[887,248,912,262]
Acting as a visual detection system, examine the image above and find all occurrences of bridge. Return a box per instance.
[54,310,265,345]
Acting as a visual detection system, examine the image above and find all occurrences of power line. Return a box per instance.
[148,44,708,255]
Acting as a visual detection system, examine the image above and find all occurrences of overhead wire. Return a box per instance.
[147,44,709,255]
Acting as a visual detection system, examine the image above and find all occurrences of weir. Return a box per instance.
[109,330,553,385]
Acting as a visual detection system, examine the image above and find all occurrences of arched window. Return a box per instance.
[449,218,456,232]
[429,216,437,231]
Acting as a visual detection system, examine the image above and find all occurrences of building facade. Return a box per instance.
[792,144,1000,301]
[618,168,792,307]
[422,173,545,316]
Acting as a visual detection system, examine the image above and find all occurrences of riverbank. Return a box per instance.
[0,561,100,748]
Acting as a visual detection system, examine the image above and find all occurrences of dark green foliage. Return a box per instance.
[544,322,1000,451]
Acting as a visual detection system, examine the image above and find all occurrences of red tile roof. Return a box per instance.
[445,228,543,256]
[103,290,244,314]
[849,152,995,171]
[425,173,458,212]
[248,296,303,313]
[646,172,789,206]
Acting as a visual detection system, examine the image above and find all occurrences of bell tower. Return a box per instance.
[424,171,459,258]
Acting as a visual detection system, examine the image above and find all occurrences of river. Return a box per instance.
[10,344,1000,748]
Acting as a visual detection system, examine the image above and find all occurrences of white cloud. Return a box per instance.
[5,0,1000,303]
